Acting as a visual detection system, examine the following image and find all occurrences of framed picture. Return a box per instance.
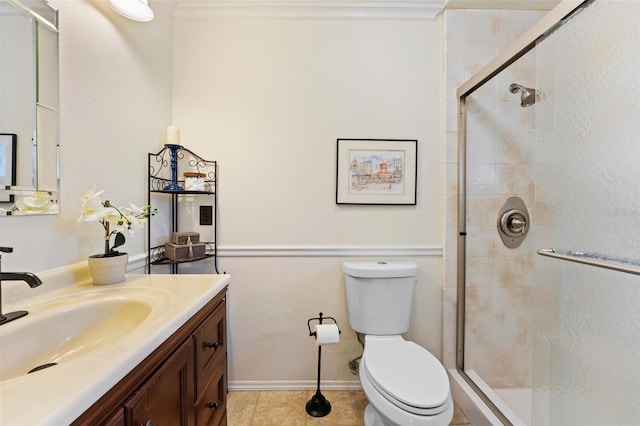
[0,133,17,203]
[336,138,417,205]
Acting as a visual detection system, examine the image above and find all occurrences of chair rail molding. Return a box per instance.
[174,1,446,20]
[218,244,442,257]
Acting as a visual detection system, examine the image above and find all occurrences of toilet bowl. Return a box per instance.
[359,335,453,426]
[342,261,453,426]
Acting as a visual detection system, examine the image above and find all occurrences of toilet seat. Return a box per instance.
[363,337,450,416]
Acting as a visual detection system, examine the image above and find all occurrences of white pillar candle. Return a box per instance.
[167,126,180,145]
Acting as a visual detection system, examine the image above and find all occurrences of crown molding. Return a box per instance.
[174,1,446,20]
[444,0,560,10]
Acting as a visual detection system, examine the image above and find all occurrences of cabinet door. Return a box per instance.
[124,338,195,426]
[193,299,226,397]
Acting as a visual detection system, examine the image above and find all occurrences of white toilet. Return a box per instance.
[343,261,453,426]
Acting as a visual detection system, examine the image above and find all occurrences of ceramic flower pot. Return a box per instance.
[88,253,128,285]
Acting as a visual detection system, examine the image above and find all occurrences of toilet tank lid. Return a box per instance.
[342,261,417,278]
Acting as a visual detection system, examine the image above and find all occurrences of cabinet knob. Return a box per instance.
[206,400,222,410]
[204,341,220,350]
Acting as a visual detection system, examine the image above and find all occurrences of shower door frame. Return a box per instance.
[454,0,593,424]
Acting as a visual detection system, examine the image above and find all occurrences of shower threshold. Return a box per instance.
[465,370,527,425]
[494,387,532,426]
[449,369,529,426]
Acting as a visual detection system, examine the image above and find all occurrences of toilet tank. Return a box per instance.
[342,261,417,335]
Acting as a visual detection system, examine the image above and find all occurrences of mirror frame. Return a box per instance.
[0,0,59,216]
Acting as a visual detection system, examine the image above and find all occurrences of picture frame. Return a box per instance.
[0,133,17,203]
[336,138,417,205]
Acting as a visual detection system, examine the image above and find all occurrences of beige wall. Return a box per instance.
[172,18,444,386]
[172,19,442,247]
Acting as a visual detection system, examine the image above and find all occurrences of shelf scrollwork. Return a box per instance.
[148,146,217,193]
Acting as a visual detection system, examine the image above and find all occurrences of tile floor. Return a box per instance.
[227,390,471,425]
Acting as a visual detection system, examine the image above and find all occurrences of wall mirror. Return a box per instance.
[0,0,59,216]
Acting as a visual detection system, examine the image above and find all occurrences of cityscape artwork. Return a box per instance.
[336,139,417,205]
[348,150,405,195]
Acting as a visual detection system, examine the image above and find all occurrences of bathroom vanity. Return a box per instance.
[73,284,228,426]
[0,273,229,425]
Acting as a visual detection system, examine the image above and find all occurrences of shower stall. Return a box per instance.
[453,0,640,424]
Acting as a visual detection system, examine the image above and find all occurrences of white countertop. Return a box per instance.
[0,273,230,426]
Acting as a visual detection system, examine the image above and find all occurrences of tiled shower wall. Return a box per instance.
[442,8,547,388]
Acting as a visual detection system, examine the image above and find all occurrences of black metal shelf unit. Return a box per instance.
[147,146,219,274]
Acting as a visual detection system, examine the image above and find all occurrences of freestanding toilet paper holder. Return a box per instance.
[306,312,341,417]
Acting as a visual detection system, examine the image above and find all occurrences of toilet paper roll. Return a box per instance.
[314,324,340,346]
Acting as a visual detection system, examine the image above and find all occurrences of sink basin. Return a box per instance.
[0,289,168,382]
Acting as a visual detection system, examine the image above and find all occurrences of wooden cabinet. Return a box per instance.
[72,288,228,426]
[193,300,227,426]
[194,299,226,397]
[194,360,227,426]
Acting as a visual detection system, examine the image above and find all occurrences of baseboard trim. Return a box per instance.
[229,380,363,391]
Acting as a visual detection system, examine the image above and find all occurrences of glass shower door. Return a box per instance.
[532,0,640,424]
[462,47,538,425]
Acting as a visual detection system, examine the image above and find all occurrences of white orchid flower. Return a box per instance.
[79,187,155,255]
[125,203,149,230]
[81,186,104,205]
[78,197,110,223]
[103,206,123,223]
[127,202,147,217]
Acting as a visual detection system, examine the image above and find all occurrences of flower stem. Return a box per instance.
[104,200,111,255]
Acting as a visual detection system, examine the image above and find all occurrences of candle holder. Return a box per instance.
[163,144,184,191]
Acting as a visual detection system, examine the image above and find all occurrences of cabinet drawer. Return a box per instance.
[193,297,226,397]
[195,360,227,426]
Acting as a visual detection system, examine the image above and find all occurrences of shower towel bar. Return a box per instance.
[537,248,640,276]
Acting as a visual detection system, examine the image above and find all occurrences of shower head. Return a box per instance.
[509,83,537,107]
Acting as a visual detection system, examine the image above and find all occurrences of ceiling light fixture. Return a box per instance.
[107,0,154,22]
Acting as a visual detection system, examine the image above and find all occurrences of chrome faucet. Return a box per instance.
[0,247,43,325]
